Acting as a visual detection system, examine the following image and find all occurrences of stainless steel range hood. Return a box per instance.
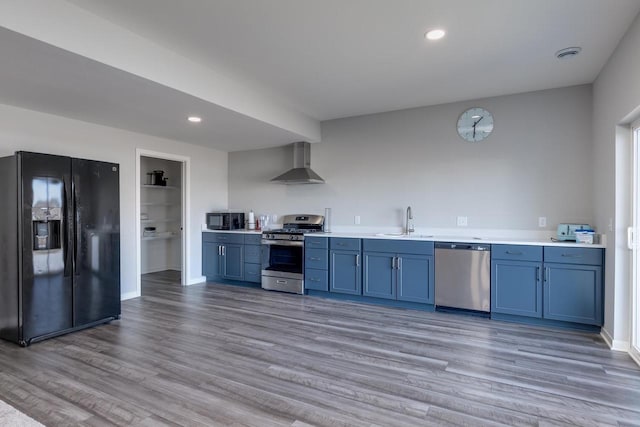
[271,142,325,184]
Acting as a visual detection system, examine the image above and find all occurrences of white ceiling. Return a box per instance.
[67,0,640,120]
[0,27,303,152]
[0,1,639,151]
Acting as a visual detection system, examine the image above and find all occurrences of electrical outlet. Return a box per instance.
[538,217,547,228]
[354,215,361,225]
[456,216,468,227]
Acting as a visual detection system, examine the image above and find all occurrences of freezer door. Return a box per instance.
[19,152,73,340]
[72,158,120,326]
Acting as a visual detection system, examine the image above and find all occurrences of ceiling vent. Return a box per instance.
[271,142,325,185]
[555,47,582,60]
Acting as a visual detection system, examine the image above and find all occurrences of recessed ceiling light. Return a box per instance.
[187,116,202,123]
[425,29,446,41]
[555,47,582,60]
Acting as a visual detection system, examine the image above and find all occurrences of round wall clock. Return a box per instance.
[457,107,494,142]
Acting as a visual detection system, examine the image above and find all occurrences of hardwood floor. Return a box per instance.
[0,270,638,426]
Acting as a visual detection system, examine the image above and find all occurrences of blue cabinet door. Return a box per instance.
[397,254,433,304]
[543,263,602,325]
[491,260,542,318]
[222,243,244,280]
[203,242,221,279]
[330,250,362,295]
[362,252,395,299]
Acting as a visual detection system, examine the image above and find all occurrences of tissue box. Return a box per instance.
[575,231,595,244]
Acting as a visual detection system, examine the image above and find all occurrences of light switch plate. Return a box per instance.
[538,217,547,227]
[457,216,468,227]
[354,215,361,225]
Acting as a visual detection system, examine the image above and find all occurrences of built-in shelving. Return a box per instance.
[141,202,178,207]
[141,218,181,224]
[140,157,182,274]
[141,184,178,190]
[142,232,179,241]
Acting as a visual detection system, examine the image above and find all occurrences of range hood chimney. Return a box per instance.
[271,142,325,184]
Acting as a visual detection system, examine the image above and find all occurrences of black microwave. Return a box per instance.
[206,212,245,230]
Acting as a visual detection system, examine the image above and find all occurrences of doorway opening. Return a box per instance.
[135,149,190,296]
[632,120,640,362]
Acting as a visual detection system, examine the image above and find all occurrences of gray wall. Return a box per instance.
[0,103,228,298]
[593,11,640,348]
[230,85,593,232]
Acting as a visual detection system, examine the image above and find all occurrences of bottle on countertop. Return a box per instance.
[248,210,256,230]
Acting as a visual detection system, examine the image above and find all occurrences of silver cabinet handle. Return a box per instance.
[309,257,321,261]
[276,279,287,284]
[398,257,402,270]
[356,254,360,267]
[392,257,397,270]
[222,245,226,256]
[544,267,550,282]
[561,254,582,258]
[218,245,221,256]
[506,250,523,255]
[309,278,321,282]
[536,266,540,282]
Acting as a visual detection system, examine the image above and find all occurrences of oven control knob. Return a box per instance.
[289,235,295,241]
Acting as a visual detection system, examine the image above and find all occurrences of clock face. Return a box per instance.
[457,107,494,142]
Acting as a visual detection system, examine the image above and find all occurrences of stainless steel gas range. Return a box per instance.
[261,214,324,294]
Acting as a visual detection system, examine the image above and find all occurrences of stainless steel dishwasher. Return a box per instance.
[435,242,491,312]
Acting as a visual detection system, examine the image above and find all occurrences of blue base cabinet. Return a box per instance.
[491,245,544,318]
[203,242,222,278]
[397,253,434,304]
[542,247,603,326]
[243,234,263,283]
[203,232,263,283]
[329,238,362,295]
[362,252,395,299]
[544,263,602,325]
[362,239,434,304]
[491,260,542,318]
[490,244,603,327]
[305,237,329,291]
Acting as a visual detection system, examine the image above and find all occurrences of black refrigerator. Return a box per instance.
[0,152,120,346]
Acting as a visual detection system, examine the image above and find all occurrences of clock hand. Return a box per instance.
[473,116,484,127]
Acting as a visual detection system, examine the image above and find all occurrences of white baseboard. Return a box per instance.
[630,347,640,367]
[121,291,140,301]
[188,276,206,286]
[601,328,630,352]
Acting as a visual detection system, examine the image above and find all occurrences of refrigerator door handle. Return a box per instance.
[73,181,80,275]
[63,178,72,278]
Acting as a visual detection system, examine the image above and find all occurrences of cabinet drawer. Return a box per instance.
[363,239,434,255]
[330,238,361,251]
[305,268,328,291]
[305,237,328,249]
[544,247,603,265]
[492,244,542,262]
[202,232,244,244]
[244,244,262,264]
[305,248,328,270]
[244,234,262,245]
[244,263,262,283]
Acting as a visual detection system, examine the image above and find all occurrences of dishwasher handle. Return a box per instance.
[435,242,491,251]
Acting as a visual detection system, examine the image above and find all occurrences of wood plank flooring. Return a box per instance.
[0,270,638,426]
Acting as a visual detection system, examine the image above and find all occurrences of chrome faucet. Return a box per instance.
[405,206,415,235]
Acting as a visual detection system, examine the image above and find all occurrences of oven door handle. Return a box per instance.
[261,240,303,247]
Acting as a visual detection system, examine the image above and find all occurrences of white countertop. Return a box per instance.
[202,228,605,248]
[202,229,262,234]
[308,232,605,248]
